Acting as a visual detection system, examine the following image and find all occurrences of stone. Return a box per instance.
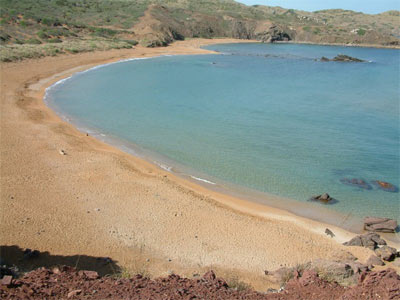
[375,246,397,262]
[59,149,67,155]
[67,289,82,298]
[310,259,356,286]
[1,275,12,286]
[343,233,386,250]
[371,180,399,193]
[366,255,385,267]
[333,54,365,62]
[319,55,365,62]
[203,270,216,281]
[309,193,337,204]
[364,217,398,233]
[83,271,99,280]
[325,228,335,238]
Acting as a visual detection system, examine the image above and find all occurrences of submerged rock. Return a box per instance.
[371,180,399,193]
[340,178,372,190]
[309,193,337,204]
[364,217,398,233]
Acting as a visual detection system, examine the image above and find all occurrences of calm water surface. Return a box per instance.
[46,43,400,222]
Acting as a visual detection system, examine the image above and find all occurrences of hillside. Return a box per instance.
[1,0,399,61]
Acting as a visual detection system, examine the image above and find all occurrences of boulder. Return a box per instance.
[310,259,356,286]
[371,181,399,193]
[366,255,385,267]
[375,246,397,262]
[343,233,386,250]
[364,217,398,233]
[309,193,337,204]
[340,178,372,190]
[320,55,365,62]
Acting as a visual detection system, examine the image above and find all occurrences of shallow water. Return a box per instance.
[46,43,400,222]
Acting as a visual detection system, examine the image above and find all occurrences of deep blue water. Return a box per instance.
[46,43,400,221]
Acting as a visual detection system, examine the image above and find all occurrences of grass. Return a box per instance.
[0,38,134,62]
[226,276,252,291]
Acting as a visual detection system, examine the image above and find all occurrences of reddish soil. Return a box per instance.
[1,267,399,300]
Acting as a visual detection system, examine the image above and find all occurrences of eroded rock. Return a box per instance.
[375,246,397,262]
[364,217,398,233]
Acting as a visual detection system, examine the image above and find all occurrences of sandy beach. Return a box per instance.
[1,38,399,290]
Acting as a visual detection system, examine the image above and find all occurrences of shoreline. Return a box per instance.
[43,50,365,235]
[1,38,399,289]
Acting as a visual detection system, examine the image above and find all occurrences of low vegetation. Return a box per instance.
[1,0,399,62]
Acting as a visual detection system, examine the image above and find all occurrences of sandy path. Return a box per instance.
[1,39,397,290]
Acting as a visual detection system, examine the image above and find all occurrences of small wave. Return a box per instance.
[155,162,172,172]
[190,176,216,185]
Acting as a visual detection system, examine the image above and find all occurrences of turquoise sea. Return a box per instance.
[46,43,400,226]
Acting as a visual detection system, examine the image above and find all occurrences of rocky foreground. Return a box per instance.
[1,266,399,300]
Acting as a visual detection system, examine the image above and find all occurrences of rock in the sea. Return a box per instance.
[364,217,398,233]
[366,255,385,267]
[371,180,399,193]
[319,54,365,62]
[343,233,386,250]
[310,193,337,204]
[375,246,397,262]
[340,178,372,190]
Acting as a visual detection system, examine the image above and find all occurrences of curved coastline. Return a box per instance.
[43,52,363,234]
[34,40,400,241]
[2,39,399,289]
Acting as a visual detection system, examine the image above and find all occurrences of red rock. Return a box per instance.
[1,275,12,286]
[67,289,82,298]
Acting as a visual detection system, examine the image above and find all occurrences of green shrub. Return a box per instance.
[123,39,138,46]
[357,28,366,36]
[37,30,49,39]
[26,38,42,44]
[92,27,117,37]
[303,26,311,32]
[48,37,62,43]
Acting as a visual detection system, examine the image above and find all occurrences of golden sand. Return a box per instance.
[1,39,398,290]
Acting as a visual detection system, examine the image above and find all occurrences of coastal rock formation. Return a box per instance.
[340,178,372,190]
[371,180,399,192]
[366,255,385,267]
[320,54,366,62]
[4,265,400,299]
[343,232,387,250]
[255,25,294,43]
[309,193,337,204]
[375,246,398,262]
[364,217,398,233]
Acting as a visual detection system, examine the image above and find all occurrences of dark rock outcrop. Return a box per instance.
[255,25,294,43]
[320,54,365,62]
[375,246,398,262]
[309,193,337,204]
[343,232,387,250]
[364,217,398,233]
